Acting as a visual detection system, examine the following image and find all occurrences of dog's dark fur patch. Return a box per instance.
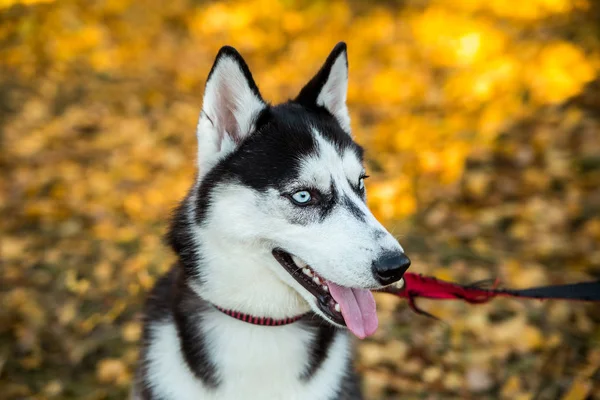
[172,269,220,388]
[301,315,339,380]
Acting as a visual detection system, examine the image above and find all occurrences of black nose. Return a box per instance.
[372,252,411,285]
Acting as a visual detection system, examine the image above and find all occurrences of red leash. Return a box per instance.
[379,273,600,319]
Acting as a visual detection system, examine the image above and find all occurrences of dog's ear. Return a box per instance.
[196,46,267,176]
[295,42,350,134]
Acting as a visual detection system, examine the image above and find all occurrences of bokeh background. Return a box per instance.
[2,0,600,398]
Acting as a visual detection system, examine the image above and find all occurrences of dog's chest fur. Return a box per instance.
[133,268,362,400]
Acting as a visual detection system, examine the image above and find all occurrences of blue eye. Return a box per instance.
[291,190,312,205]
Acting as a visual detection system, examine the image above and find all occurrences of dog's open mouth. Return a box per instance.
[272,248,379,339]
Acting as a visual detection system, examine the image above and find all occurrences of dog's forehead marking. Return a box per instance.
[340,194,366,222]
[297,129,363,191]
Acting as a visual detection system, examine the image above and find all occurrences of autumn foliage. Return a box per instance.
[1,0,599,398]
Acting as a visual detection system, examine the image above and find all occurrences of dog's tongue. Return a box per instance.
[327,281,378,339]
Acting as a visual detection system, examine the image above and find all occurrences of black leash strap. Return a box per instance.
[502,281,600,301]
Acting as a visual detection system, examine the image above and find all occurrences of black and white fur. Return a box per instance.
[133,43,408,400]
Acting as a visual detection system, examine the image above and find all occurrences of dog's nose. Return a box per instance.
[372,252,411,285]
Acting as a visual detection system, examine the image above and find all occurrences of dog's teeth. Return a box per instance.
[303,268,313,277]
[322,285,329,292]
[292,255,307,268]
[334,303,341,313]
[395,278,405,289]
[313,276,321,285]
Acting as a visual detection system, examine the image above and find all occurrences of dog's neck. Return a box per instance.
[191,230,312,319]
[155,266,352,399]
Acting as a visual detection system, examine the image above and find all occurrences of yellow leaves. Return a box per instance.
[526,42,596,104]
[281,11,305,35]
[520,325,545,352]
[42,380,64,397]
[4,289,46,328]
[443,372,463,391]
[188,0,289,53]
[583,218,600,241]
[368,68,427,105]
[123,193,144,218]
[447,0,588,21]
[122,321,142,343]
[93,261,114,286]
[80,300,127,334]
[193,2,262,35]
[101,0,133,14]
[444,56,519,108]
[581,350,600,378]
[0,0,53,9]
[562,379,593,400]
[349,9,397,45]
[96,358,130,385]
[485,315,546,352]
[503,260,548,287]
[368,178,416,221]
[49,22,107,64]
[440,143,470,184]
[57,300,78,326]
[65,270,90,295]
[412,8,506,68]
[463,171,491,199]
[422,365,442,383]
[518,350,598,400]
[501,375,529,399]
[1,237,28,261]
[359,340,408,368]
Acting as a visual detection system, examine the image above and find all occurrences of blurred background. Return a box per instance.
[1,0,600,398]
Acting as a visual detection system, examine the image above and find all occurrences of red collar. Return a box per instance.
[214,306,306,326]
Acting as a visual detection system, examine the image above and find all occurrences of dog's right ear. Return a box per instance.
[196,46,266,177]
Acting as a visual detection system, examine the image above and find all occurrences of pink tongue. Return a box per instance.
[327,281,378,339]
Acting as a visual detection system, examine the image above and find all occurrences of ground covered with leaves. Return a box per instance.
[1,0,599,399]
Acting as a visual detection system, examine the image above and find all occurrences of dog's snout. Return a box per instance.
[372,252,411,285]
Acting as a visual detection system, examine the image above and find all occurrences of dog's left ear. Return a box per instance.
[295,42,351,134]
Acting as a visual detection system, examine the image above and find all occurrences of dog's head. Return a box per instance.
[181,43,409,338]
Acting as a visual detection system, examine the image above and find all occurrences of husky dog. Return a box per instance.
[133,42,410,400]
